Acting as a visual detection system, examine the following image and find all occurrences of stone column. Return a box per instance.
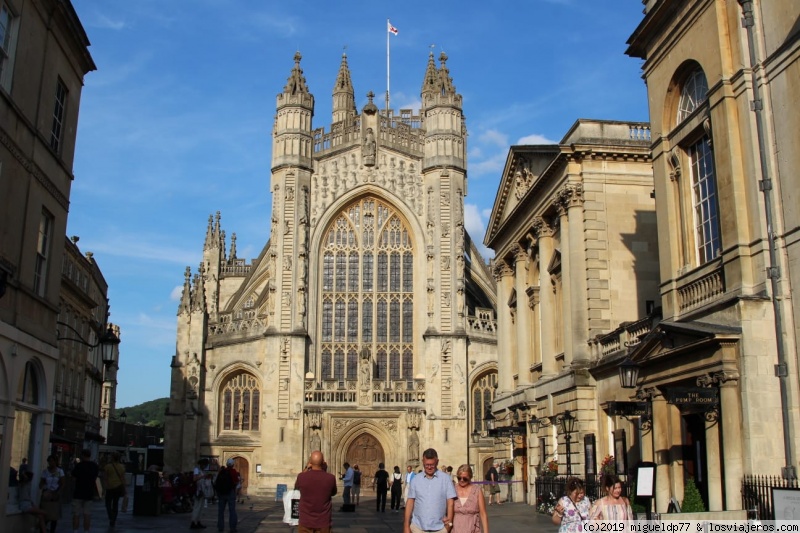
[534,217,557,376]
[651,394,671,513]
[563,183,589,365]
[705,409,723,511]
[718,373,743,510]
[556,200,573,364]
[514,245,533,387]
[494,261,516,394]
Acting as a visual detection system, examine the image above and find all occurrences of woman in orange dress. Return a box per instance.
[452,464,489,533]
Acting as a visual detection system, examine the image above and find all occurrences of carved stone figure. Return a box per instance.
[363,128,376,166]
[408,428,420,463]
[310,430,321,452]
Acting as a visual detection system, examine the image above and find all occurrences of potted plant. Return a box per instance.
[539,459,559,478]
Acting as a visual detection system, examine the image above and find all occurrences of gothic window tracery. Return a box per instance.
[472,371,497,434]
[319,197,414,381]
[220,371,260,432]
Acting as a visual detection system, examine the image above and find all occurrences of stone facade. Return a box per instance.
[164,52,499,492]
[484,121,659,503]
[0,0,96,527]
[600,0,800,512]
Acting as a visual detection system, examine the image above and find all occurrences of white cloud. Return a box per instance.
[469,151,507,178]
[170,285,183,302]
[464,203,494,259]
[517,133,557,145]
[478,129,508,147]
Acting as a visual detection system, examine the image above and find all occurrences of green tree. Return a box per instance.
[118,397,168,427]
[681,478,706,513]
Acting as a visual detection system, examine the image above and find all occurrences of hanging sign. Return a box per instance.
[607,401,650,417]
[667,387,718,405]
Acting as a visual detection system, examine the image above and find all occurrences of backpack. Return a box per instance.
[353,470,361,485]
[215,467,233,495]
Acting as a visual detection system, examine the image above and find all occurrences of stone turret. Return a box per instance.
[332,53,356,124]
[421,52,465,172]
[273,52,314,172]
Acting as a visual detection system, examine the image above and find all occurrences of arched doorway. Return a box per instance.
[346,433,384,487]
[230,456,249,497]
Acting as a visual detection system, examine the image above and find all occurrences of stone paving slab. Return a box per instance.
[49,494,555,532]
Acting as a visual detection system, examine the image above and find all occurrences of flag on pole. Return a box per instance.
[388,21,398,35]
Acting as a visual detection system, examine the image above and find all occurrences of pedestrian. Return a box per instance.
[340,462,354,508]
[452,464,489,533]
[39,454,64,533]
[190,457,211,530]
[352,465,362,505]
[373,462,389,512]
[402,465,415,509]
[403,448,456,533]
[390,465,403,512]
[588,474,633,521]
[215,458,240,532]
[552,477,590,533]
[71,449,99,533]
[485,462,501,505]
[294,450,337,533]
[18,470,47,533]
[102,451,127,529]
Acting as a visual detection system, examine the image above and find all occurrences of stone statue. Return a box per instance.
[310,430,321,452]
[408,428,420,463]
[363,128,376,166]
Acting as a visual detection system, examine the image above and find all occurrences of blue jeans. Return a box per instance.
[217,492,237,532]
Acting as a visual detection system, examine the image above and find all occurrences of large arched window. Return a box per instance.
[220,372,260,431]
[472,371,497,434]
[677,68,708,123]
[319,197,414,381]
[676,67,720,264]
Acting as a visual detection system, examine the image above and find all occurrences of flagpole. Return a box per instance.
[386,19,390,117]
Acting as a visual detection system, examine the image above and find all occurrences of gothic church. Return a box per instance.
[164,52,499,492]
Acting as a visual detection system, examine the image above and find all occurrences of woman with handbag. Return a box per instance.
[102,452,127,529]
[552,477,590,533]
[39,455,64,533]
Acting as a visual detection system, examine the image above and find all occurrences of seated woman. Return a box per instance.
[18,470,47,533]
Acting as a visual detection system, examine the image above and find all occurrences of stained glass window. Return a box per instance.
[319,198,414,382]
[221,372,260,432]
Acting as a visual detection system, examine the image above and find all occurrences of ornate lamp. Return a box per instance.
[618,357,640,389]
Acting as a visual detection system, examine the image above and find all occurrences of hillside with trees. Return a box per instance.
[118,397,168,427]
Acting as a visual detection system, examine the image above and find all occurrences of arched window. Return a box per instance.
[220,372,260,431]
[319,197,414,381]
[677,68,708,123]
[472,371,497,434]
[674,66,720,264]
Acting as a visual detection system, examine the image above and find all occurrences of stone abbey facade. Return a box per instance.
[164,52,499,491]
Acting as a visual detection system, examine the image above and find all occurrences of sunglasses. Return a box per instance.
[457,476,471,482]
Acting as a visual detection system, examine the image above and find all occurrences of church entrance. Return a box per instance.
[346,433,384,488]
[230,456,249,496]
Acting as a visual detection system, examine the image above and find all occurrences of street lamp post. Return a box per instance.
[559,411,576,476]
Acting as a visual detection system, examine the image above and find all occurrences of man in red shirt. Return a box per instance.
[294,450,338,533]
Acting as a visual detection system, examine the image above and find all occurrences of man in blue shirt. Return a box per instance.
[340,462,354,507]
[404,448,456,533]
[402,465,415,509]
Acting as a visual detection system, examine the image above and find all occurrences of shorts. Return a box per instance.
[352,485,361,496]
[490,483,501,494]
[72,498,93,515]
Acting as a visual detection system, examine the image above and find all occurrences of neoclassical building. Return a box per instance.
[597,0,800,513]
[484,120,659,503]
[164,52,499,491]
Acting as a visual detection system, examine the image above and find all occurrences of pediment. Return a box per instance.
[485,145,560,246]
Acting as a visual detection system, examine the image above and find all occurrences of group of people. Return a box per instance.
[292,448,490,533]
[552,475,633,533]
[13,449,128,533]
[189,457,242,531]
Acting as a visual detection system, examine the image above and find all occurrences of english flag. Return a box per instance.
[388,21,398,35]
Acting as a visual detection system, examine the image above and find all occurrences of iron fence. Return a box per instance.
[535,475,631,514]
[742,475,799,520]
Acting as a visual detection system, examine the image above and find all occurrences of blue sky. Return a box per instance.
[68,0,649,408]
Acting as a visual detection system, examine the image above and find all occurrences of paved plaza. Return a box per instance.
[48,493,555,532]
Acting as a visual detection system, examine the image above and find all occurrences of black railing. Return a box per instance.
[742,475,799,520]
